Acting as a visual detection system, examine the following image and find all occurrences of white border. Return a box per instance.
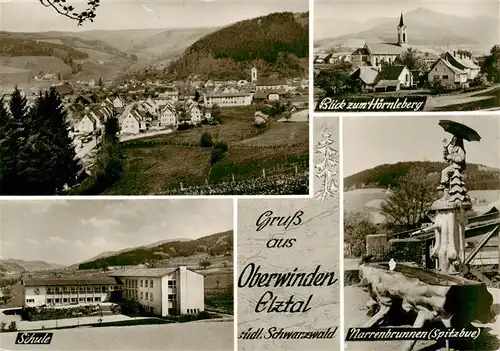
[233,197,238,351]
[308,0,315,197]
[339,116,345,351]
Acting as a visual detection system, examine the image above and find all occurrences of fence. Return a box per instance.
[122,139,307,150]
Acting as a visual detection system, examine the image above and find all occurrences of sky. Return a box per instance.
[0,199,233,265]
[343,115,500,177]
[315,0,499,21]
[1,0,308,32]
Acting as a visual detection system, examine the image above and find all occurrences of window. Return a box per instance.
[70,286,76,293]
[150,293,153,301]
[94,297,100,302]
[63,298,69,303]
[55,298,61,303]
[168,294,176,301]
[79,287,85,293]
[79,298,85,302]
[150,280,153,288]
[101,286,107,293]
[86,297,93,302]
[168,280,176,287]
[94,286,100,293]
[140,280,143,287]
[55,287,62,294]
[86,286,93,293]
[47,299,53,303]
[71,298,77,303]
[26,299,35,303]
[443,75,449,79]
[140,292,144,299]
[145,292,149,300]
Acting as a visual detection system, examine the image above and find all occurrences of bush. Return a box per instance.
[197,311,211,320]
[210,148,225,164]
[177,123,194,131]
[0,321,6,332]
[200,133,213,147]
[430,79,456,94]
[214,141,228,152]
[7,321,17,331]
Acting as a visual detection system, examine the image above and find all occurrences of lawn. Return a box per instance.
[104,106,309,195]
[436,86,500,111]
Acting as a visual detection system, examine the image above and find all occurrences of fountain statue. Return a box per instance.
[356,120,493,351]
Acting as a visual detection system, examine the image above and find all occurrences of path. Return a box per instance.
[1,320,233,351]
[425,86,498,110]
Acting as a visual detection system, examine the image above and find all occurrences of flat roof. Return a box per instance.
[24,278,119,287]
[109,267,178,278]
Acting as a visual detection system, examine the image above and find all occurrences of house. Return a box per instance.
[121,110,147,134]
[75,95,93,107]
[350,67,379,92]
[443,51,481,81]
[253,90,283,101]
[77,115,98,134]
[204,80,215,88]
[186,105,203,124]
[373,65,413,92]
[22,277,121,308]
[204,92,253,107]
[255,78,289,92]
[109,266,204,316]
[113,96,125,109]
[428,58,468,86]
[160,103,177,126]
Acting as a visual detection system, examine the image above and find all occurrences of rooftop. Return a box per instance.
[109,267,178,278]
[23,277,119,287]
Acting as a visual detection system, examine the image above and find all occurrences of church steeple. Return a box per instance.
[398,12,405,27]
[397,11,408,46]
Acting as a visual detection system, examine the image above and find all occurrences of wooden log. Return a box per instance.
[359,263,494,327]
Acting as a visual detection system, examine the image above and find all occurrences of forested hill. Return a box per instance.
[167,12,309,80]
[78,230,233,269]
[344,161,500,191]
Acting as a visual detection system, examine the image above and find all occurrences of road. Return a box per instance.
[0,320,233,351]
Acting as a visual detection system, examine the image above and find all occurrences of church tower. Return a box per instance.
[251,66,258,83]
[397,12,408,46]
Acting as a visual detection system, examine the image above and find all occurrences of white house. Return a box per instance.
[255,78,289,92]
[121,110,147,134]
[373,65,413,92]
[443,51,481,81]
[187,105,203,124]
[204,92,252,107]
[113,97,124,109]
[77,115,98,134]
[22,277,121,308]
[110,267,204,316]
[160,103,178,126]
[428,58,468,86]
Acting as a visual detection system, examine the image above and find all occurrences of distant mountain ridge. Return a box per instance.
[78,230,233,269]
[316,8,498,49]
[0,259,63,274]
[345,161,500,191]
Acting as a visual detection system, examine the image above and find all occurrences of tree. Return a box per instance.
[398,48,426,71]
[380,169,437,232]
[199,260,212,270]
[200,133,213,147]
[315,70,352,96]
[344,211,378,258]
[130,54,138,62]
[38,0,99,26]
[314,125,338,201]
[98,77,103,86]
[210,104,221,124]
[194,91,201,102]
[104,116,120,142]
[482,45,500,83]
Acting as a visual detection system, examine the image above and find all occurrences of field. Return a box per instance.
[104,106,309,195]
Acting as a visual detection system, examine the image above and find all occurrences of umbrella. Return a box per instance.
[438,120,481,142]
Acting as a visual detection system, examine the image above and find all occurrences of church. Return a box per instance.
[350,12,408,67]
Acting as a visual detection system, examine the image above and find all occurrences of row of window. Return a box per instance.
[124,279,157,288]
[26,297,102,304]
[187,308,200,314]
[46,285,119,294]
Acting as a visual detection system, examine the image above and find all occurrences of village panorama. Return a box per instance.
[0,5,309,195]
[313,5,500,112]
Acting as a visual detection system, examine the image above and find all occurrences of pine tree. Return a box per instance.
[314,124,338,201]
